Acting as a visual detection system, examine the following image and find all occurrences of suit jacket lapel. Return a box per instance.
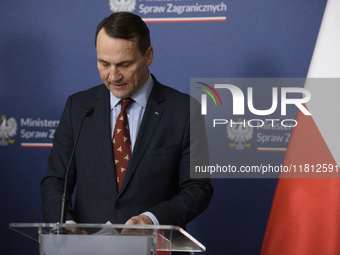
[119,79,165,194]
[94,86,119,196]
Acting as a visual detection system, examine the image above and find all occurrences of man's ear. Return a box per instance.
[145,46,154,66]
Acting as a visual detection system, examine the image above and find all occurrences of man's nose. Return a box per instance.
[108,67,122,81]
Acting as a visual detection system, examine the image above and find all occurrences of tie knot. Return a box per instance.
[120,98,134,111]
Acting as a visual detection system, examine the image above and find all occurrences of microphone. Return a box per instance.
[84,106,94,117]
[53,106,95,234]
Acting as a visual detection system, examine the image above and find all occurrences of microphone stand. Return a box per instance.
[53,107,94,234]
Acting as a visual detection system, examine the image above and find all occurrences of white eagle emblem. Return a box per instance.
[0,115,18,146]
[109,0,136,13]
[227,118,253,150]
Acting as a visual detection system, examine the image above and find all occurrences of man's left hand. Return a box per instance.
[125,214,154,225]
[121,214,153,234]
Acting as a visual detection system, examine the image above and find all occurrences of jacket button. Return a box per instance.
[115,203,122,209]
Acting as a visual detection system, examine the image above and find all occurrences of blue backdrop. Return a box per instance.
[1,0,326,254]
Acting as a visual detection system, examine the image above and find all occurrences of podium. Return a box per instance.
[9,223,206,254]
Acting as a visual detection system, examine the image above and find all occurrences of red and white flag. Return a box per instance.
[261,0,340,254]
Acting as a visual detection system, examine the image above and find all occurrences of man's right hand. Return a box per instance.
[65,221,88,235]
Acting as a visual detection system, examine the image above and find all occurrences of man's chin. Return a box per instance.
[108,88,131,99]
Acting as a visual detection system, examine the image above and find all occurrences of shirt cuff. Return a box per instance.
[142,211,159,225]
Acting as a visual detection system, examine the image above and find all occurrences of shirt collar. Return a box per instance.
[110,73,154,110]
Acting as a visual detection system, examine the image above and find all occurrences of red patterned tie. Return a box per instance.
[113,98,134,191]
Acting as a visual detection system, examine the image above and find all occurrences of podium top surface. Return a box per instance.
[9,223,206,252]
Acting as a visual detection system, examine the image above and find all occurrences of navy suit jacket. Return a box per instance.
[41,76,212,228]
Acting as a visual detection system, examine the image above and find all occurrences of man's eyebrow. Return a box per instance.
[117,60,132,65]
[97,58,108,63]
[97,59,133,65]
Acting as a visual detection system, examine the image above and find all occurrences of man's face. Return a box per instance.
[96,29,153,99]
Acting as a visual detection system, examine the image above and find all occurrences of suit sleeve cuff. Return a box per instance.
[142,211,159,225]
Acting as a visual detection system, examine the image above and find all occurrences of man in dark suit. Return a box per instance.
[40,12,212,229]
